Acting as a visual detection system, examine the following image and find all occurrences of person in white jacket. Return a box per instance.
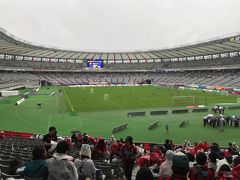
[74,144,96,180]
[47,141,78,180]
[159,150,175,177]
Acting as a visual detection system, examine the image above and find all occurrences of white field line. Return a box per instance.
[79,118,83,128]
[15,108,46,128]
[63,88,74,111]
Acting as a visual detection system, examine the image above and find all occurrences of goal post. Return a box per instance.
[90,88,94,94]
[104,94,109,101]
[172,96,195,107]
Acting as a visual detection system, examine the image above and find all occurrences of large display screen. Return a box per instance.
[87,59,103,68]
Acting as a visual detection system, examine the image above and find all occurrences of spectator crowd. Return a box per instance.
[1,126,240,180]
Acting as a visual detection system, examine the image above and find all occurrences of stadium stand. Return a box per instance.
[1,70,240,89]
[0,131,240,180]
[1,57,240,71]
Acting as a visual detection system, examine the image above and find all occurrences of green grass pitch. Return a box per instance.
[63,86,237,112]
[0,85,239,146]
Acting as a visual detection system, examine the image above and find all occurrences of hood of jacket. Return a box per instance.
[53,153,73,161]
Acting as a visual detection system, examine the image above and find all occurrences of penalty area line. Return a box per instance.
[63,88,74,111]
[109,100,124,109]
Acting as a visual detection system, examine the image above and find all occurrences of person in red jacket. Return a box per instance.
[198,142,205,151]
[193,142,200,154]
[110,141,121,162]
[92,138,107,160]
[120,136,138,180]
[189,152,214,180]
[144,143,150,152]
[202,141,209,152]
[0,131,5,139]
[232,156,240,180]
[149,149,161,165]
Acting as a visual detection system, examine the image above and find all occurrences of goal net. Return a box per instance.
[173,96,195,107]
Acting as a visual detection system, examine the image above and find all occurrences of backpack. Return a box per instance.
[78,159,88,176]
[77,159,98,180]
[193,166,209,180]
[47,157,71,180]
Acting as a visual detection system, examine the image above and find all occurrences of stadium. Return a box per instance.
[1,0,240,179]
[1,27,240,144]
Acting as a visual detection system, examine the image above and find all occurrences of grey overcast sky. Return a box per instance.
[0,0,240,52]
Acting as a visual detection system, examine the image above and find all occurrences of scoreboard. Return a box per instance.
[87,59,103,68]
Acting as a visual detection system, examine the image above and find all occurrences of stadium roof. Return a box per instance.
[0,27,240,61]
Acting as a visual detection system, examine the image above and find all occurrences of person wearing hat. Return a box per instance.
[171,152,190,180]
[215,157,231,179]
[74,144,96,180]
[159,150,175,177]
